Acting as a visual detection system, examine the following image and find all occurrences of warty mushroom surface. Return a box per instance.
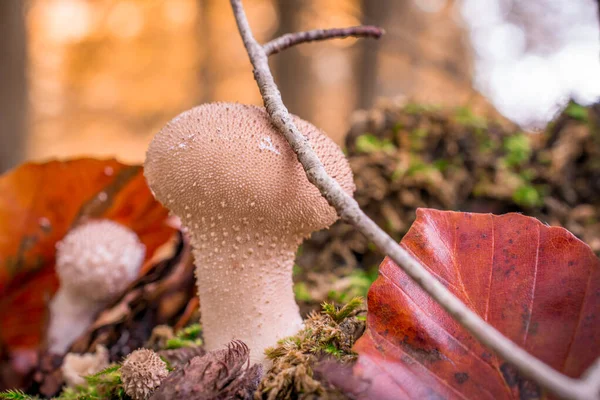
[47,219,145,354]
[144,102,354,363]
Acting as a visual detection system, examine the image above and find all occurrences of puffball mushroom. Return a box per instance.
[144,103,354,363]
[47,219,145,354]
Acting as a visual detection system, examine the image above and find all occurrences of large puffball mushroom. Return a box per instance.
[47,219,145,354]
[144,103,355,363]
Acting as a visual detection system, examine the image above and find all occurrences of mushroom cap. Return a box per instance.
[144,103,354,239]
[55,219,145,301]
[121,348,169,400]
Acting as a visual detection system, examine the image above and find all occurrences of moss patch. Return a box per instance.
[257,298,365,400]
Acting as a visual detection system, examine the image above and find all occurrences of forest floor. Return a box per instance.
[4,98,599,399]
[297,98,600,314]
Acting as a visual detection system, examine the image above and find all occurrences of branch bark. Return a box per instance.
[264,26,384,56]
[229,1,599,399]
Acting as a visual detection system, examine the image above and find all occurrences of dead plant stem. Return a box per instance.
[263,26,383,55]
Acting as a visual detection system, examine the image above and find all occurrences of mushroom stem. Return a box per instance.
[47,290,102,354]
[191,230,303,364]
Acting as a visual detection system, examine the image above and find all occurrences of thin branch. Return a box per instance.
[229,1,599,399]
[263,26,384,56]
[583,358,600,397]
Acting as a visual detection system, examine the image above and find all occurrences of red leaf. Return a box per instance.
[0,159,175,355]
[353,209,600,399]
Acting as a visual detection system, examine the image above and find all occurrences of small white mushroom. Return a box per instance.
[47,219,145,354]
[144,103,354,363]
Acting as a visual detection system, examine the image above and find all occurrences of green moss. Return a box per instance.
[392,122,403,134]
[409,128,429,151]
[432,159,450,172]
[405,159,438,177]
[323,297,364,323]
[0,390,38,400]
[328,267,378,303]
[503,133,531,167]
[323,342,344,358]
[565,102,589,122]
[513,185,543,208]
[259,298,366,399]
[519,168,536,182]
[166,323,203,349]
[455,106,487,129]
[292,264,302,276]
[1,364,127,400]
[355,133,396,154]
[294,282,313,302]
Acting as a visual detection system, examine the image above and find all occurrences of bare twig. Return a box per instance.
[263,26,384,56]
[583,359,600,398]
[229,1,599,399]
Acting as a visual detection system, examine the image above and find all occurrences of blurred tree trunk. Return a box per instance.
[357,0,473,107]
[273,0,313,120]
[199,0,215,103]
[0,0,27,173]
[357,0,393,109]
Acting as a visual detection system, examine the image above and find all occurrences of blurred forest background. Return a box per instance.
[0,0,599,173]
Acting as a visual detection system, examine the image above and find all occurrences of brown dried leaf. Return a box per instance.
[151,341,262,400]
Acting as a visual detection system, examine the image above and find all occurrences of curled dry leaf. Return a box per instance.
[157,346,206,370]
[151,340,262,400]
[0,159,175,388]
[344,209,600,399]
